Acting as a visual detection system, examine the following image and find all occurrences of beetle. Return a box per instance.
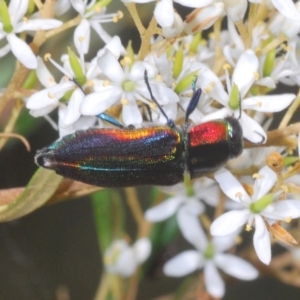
[35,71,244,187]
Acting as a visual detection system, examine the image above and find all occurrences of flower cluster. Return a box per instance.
[2,0,300,299]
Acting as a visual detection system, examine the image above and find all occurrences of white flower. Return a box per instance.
[0,0,62,69]
[58,104,96,137]
[26,33,110,130]
[81,49,179,126]
[271,0,300,21]
[71,0,124,54]
[199,49,295,143]
[145,182,205,237]
[184,3,224,34]
[164,220,258,298]
[211,167,300,264]
[104,238,151,277]
[54,0,72,16]
[153,0,213,28]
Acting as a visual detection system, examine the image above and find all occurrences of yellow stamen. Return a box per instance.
[204,82,215,93]
[86,80,94,87]
[252,173,261,179]
[223,63,231,70]
[47,92,54,98]
[121,98,128,105]
[44,53,51,61]
[285,217,292,223]
[149,103,156,109]
[246,224,252,231]
[235,192,243,200]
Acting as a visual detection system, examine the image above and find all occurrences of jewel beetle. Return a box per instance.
[35,71,244,187]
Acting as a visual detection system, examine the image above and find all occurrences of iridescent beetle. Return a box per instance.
[35,71,243,187]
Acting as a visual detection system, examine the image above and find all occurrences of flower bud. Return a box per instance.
[0,0,13,33]
[175,71,198,94]
[173,44,184,79]
[162,12,184,38]
[229,83,240,111]
[266,152,284,173]
[68,48,86,86]
[250,194,273,213]
[184,3,224,34]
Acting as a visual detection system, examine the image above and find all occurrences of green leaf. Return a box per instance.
[0,168,63,222]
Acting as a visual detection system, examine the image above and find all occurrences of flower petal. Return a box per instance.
[263,200,300,220]
[62,88,84,126]
[272,0,300,21]
[210,210,249,236]
[97,49,124,83]
[253,215,271,265]
[163,250,202,277]
[253,166,277,201]
[9,0,28,25]
[214,168,251,204]
[145,196,183,222]
[133,238,152,264]
[74,19,90,54]
[15,19,62,32]
[200,107,229,122]
[54,0,71,16]
[36,56,56,87]
[243,94,295,112]
[240,112,267,144]
[212,230,241,252]
[232,49,258,98]
[215,253,259,280]
[176,0,213,7]
[154,0,174,28]
[97,35,123,58]
[7,34,37,69]
[130,61,157,82]
[122,101,143,126]
[116,248,137,277]
[0,43,11,58]
[70,0,85,14]
[80,87,122,115]
[204,261,225,298]
[177,208,208,251]
[26,89,58,110]
[197,66,229,106]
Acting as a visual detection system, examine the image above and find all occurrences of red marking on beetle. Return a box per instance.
[189,121,227,147]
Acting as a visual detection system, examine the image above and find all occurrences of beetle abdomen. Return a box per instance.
[36,126,184,187]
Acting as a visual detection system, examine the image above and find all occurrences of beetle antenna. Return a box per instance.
[184,76,202,125]
[238,92,242,120]
[144,70,175,127]
[72,78,86,95]
[244,131,266,145]
[98,113,124,129]
[191,75,198,94]
[145,103,153,122]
